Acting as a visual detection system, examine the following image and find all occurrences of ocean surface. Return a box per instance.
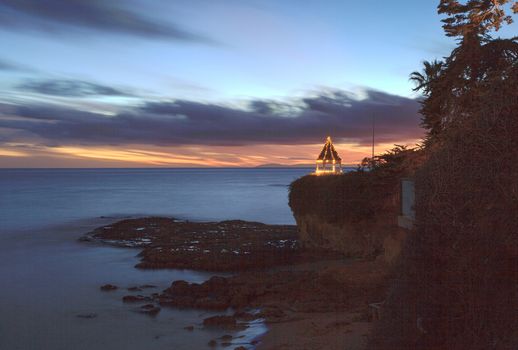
[0,168,311,232]
[0,168,312,350]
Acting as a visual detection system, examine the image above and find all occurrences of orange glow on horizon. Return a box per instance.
[0,149,28,157]
[0,139,422,168]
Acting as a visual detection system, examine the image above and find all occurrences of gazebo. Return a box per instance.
[315,136,342,175]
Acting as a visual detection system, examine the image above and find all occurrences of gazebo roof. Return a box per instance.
[317,136,341,162]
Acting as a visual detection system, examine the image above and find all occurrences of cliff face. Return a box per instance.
[289,172,402,259]
[289,147,423,260]
[294,213,396,258]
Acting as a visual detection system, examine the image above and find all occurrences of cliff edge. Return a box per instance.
[288,146,423,259]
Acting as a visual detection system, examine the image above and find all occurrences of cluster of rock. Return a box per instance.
[81,217,336,271]
[99,261,388,328]
[84,216,391,349]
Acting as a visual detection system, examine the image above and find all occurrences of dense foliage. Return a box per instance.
[289,145,423,225]
[411,0,518,145]
[370,1,518,349]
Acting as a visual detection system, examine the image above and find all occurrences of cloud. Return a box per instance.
[0,58,30,72]
[0,59,18,71]
[0,0,216,44]
[0,88,424,147]
[18,79,134,97]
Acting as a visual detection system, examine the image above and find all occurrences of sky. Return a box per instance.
[0,0,516,167]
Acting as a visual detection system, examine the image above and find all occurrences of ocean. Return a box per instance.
[0,168,312,350]
[0,168,311,232]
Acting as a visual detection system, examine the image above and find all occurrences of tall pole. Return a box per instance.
[372,113,375,160]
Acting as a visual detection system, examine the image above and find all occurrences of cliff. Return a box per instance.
[289,171,399,258]
[288,146,423,259]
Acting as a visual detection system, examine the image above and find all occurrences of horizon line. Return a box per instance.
[0,165,360,170]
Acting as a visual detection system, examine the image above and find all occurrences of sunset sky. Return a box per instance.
[1,0,516,167]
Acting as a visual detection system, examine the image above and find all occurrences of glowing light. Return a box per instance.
[314,136,343,175]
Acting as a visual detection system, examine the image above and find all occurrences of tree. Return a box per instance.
[369,3,518,349]
[438,0,517,38]
[410,60,444,96]
[413,0,518,144]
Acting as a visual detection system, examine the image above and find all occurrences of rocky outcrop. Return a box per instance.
[289,172,406,259]
[156,264,388,315]
[81,217,339,271]
[294,214,398,258]
[294,212,410,264]
[87,216,394,349]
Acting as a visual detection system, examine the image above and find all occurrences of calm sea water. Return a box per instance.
[0,168,312,233]
[0,168,311,350]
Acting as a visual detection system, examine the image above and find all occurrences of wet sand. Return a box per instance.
[258,311,371,350]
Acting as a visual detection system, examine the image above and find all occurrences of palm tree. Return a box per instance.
[409,60,444,96]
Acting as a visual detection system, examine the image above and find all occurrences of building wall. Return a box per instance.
[398,178,415,229]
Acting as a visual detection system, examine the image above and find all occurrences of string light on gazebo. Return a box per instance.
[314,136,342,175]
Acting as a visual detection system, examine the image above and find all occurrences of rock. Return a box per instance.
[234,311,256,321]
[206,276,228,288]
[259,307,285,320]
[161,278,231,310]
[234,347,247,350]
[127,286,142,292]
[194,297,229,310]
[230,294,249,308]
[76,313,97,319]
[208,339,217,347]
[293,213,390,258]
[100,284,118,291]
[167,280,191,295]
[220,334,233,341]
[160,295,196,308]
[203,315,237,328]
[184,325,194,331]
[81,217,308,272]
[140,304,160,316]
[122,295,147,303]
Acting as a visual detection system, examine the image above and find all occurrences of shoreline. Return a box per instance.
[80,216,392,349]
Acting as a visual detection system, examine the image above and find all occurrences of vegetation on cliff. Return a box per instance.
[369,1,518,349]
[289,1,518,348]
[289,145,423,226]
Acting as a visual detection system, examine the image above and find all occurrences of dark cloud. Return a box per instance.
[18,79,134,97]
[0,58,28,72]
[0,89,424,147]
[0,0,216,44]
